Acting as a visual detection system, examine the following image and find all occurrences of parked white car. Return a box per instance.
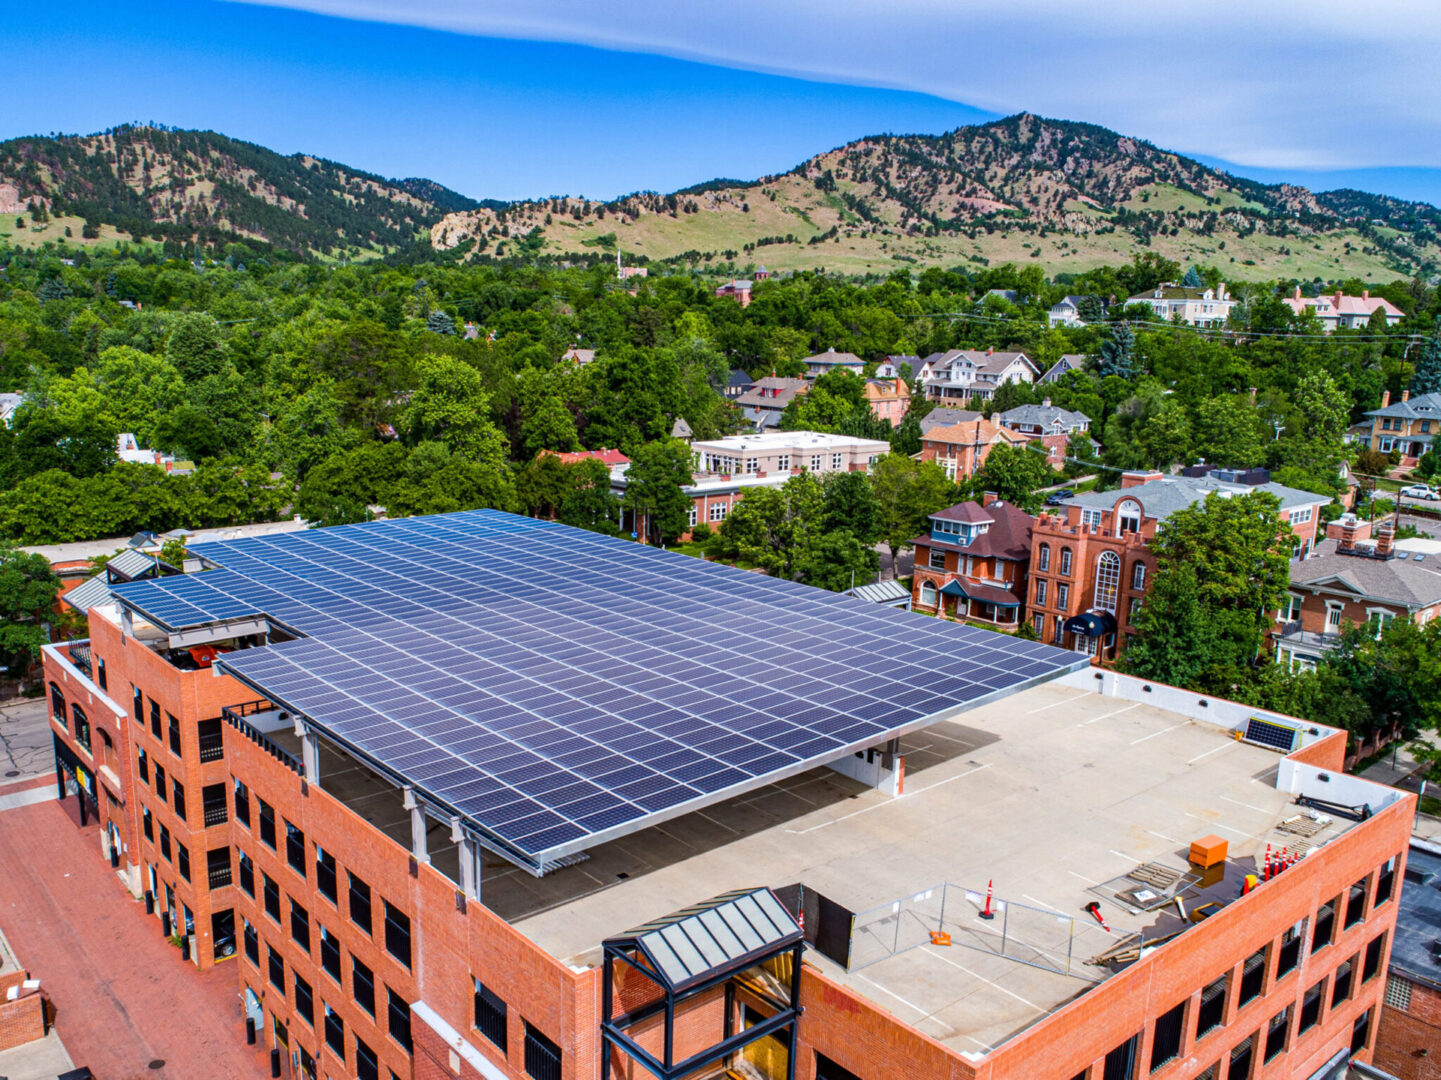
[1400,483,1440,500]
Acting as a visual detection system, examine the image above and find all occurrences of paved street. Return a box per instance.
[0,799,269,1080]
[0,697,54,788]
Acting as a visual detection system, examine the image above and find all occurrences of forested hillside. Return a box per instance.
[0,125,478,256]
[434,114,1441,278]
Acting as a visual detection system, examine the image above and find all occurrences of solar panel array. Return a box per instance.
[112,510,1086,870]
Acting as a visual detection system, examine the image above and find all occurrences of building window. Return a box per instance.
[160,825,172,862]
[233,779,251,828]
[1032,613,1044,635]
[1385,975,1413,1011]
[1332,957,1355,1005]
[348,873,373,935]
[1228,1034,1253,1080]
[177,844,190,882]
[1057,583,1070,609]
[709,503,727,523]
[1149,1001,1185,1072]
[815,1055,864,1080]
[1117,501,1141,535]
[831,453,843,470]
[243,919,258,965]
[1351,1008,1372,1054]
[1035,580,1048,606]
[1059,548,1072,576]
[258,798,276,849]
[1282,594,1302,622]
[384,901,411,968]
[353,957,375,1016]
[268,945,285,993]
[150,699,161,739]
[1053,615,1064,643]
[319,926,341,982]
[323,1004,344,1056]
[238,851,254,897]
[263,873,281,922]
[294,974,315,1027]
[133,686,143,723]
[919,581,938,607]
[50,683,66,724]
[73,705,91,753]
[207,847,231,890]
[1103,1033,1139,1080]
[97,657,107,691]
[524,1022,562,1080]
[172,783,187,822]
[198,718,223,762]
[1375,856,1397,905]
[167,713,182,756]
[1239,947,1266,1006]
[1094,551,1121,614]
[137,746,149,783]
[1264,1007,1289,1061]
[291,899,311,953]
[316,846,337,903]
[142,807,154,842]
[687,506,698,528]
[777,455,790,471]
[387,987,412,1052]
[1344,878,1368,928]
[1363,933,1386,982]
[1299,978,1324,1032]
[1080,508,1103,529]
[1037,544,1051,571]
[155,763,166,802]
[1312,897,1336,953]
[286,821,306,877]
[1196,973,1227,1039]
[928,548,947,570]
[1131,563,1146,590]
[1128,598,1141,623]
[355,1037,378,1080]
[474,980,508,1051]
[1276,921,1304,979]
[810,455,822,471]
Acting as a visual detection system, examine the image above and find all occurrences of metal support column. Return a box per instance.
[403,787,428,864]
[451,817,480,900]
[291,717,320,784]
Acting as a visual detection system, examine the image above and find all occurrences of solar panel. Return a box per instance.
[1242,716,1300,753]
[111,509,1087,872]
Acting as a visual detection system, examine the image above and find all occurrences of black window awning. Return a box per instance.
[1064,610,1118,638]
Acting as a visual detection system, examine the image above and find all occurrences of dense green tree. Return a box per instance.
[399,354,511,468]
[0,543,60,674]
[93,346,187,446]
[971,442,1052,512]
[516,453,573,518]
[271,380,349,481]
[1097,323,1136,380]
[1194,395,1268,468]
[1411,318,1441,396]
[870,454,956,573]
[557,458,622,535]
[165,312,227,382]
[821,470,881,546]
[622,439,693,545]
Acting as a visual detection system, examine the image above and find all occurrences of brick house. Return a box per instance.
[38,508,1413,1080]
[919,416,1029,481]
[909,497,1034,626]
[996,400,1093,471]
[715,279,753,306]
[1365,389,1441,461]
[863,378,910,428]
[1373,839,1441,1080]
[1273,515,1441,672]
[1030,470,1329,662]
[917,349,1039,403]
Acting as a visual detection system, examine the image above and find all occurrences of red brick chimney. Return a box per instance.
[1375,520,1395,559]
[981,491,999,507]
[1381,390,1391,408]
[1363,289,1370,301]
[1328,515,1370,552]
[1403,389,1410,403]
[1121,470,1165,489]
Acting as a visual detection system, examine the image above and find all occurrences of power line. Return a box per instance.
[903,308,1423,344]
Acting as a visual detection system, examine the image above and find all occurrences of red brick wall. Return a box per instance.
[1374,979,1441,1080]
[0,972,48,1051]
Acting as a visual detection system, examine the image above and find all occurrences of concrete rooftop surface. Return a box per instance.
[501,681,1353,1054]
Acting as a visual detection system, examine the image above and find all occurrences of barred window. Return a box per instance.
[1385,975,1413,1011]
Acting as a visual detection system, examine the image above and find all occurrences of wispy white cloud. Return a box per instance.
[229,0,1441,170]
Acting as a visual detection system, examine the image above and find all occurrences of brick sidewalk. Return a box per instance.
[0,799,270,1080]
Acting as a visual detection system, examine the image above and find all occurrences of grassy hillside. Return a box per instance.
[432,114,1441,280]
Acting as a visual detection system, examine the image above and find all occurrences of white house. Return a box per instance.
[918,349,1039,403]
[1125,282,1236,327]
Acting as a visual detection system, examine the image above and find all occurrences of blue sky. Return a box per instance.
[5,0,1441,206]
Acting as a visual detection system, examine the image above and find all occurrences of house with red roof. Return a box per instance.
[910,496,1036,627]
[538,448,630,467]
[1280,286,1404,331]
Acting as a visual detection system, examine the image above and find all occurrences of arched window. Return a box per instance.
[1037,544,1051,572]
[1117,500,1142,536]
[50,682,66,726]
[920,581,938,608]
[1059,548,1073,576]
[72,704,92,753]
[1094,551,1121,613]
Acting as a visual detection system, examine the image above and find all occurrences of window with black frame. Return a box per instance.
[524,1022,562,1080]
[473,979,507,1051]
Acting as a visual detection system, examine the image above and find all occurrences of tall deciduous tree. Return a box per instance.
[399,355,511,468]
[622,439,693,545]
[870,455,957,574]
[971,442,1052,512]
[0,543,60,675]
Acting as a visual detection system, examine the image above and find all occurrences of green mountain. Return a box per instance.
[0,124,478,256]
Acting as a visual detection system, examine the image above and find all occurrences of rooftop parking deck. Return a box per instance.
[499,680,1360,1054]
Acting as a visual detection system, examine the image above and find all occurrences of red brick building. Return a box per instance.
[919,416,1029,481]
[42,510,1409,1080]
[910,497,1034,627]
[1372,839,1441,1079]
[1030,470,1329,662]
[1274,515,1441,673]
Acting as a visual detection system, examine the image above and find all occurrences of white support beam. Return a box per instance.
[451,816,480,901]
[292,716,320,785]
[404,787,429,864]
